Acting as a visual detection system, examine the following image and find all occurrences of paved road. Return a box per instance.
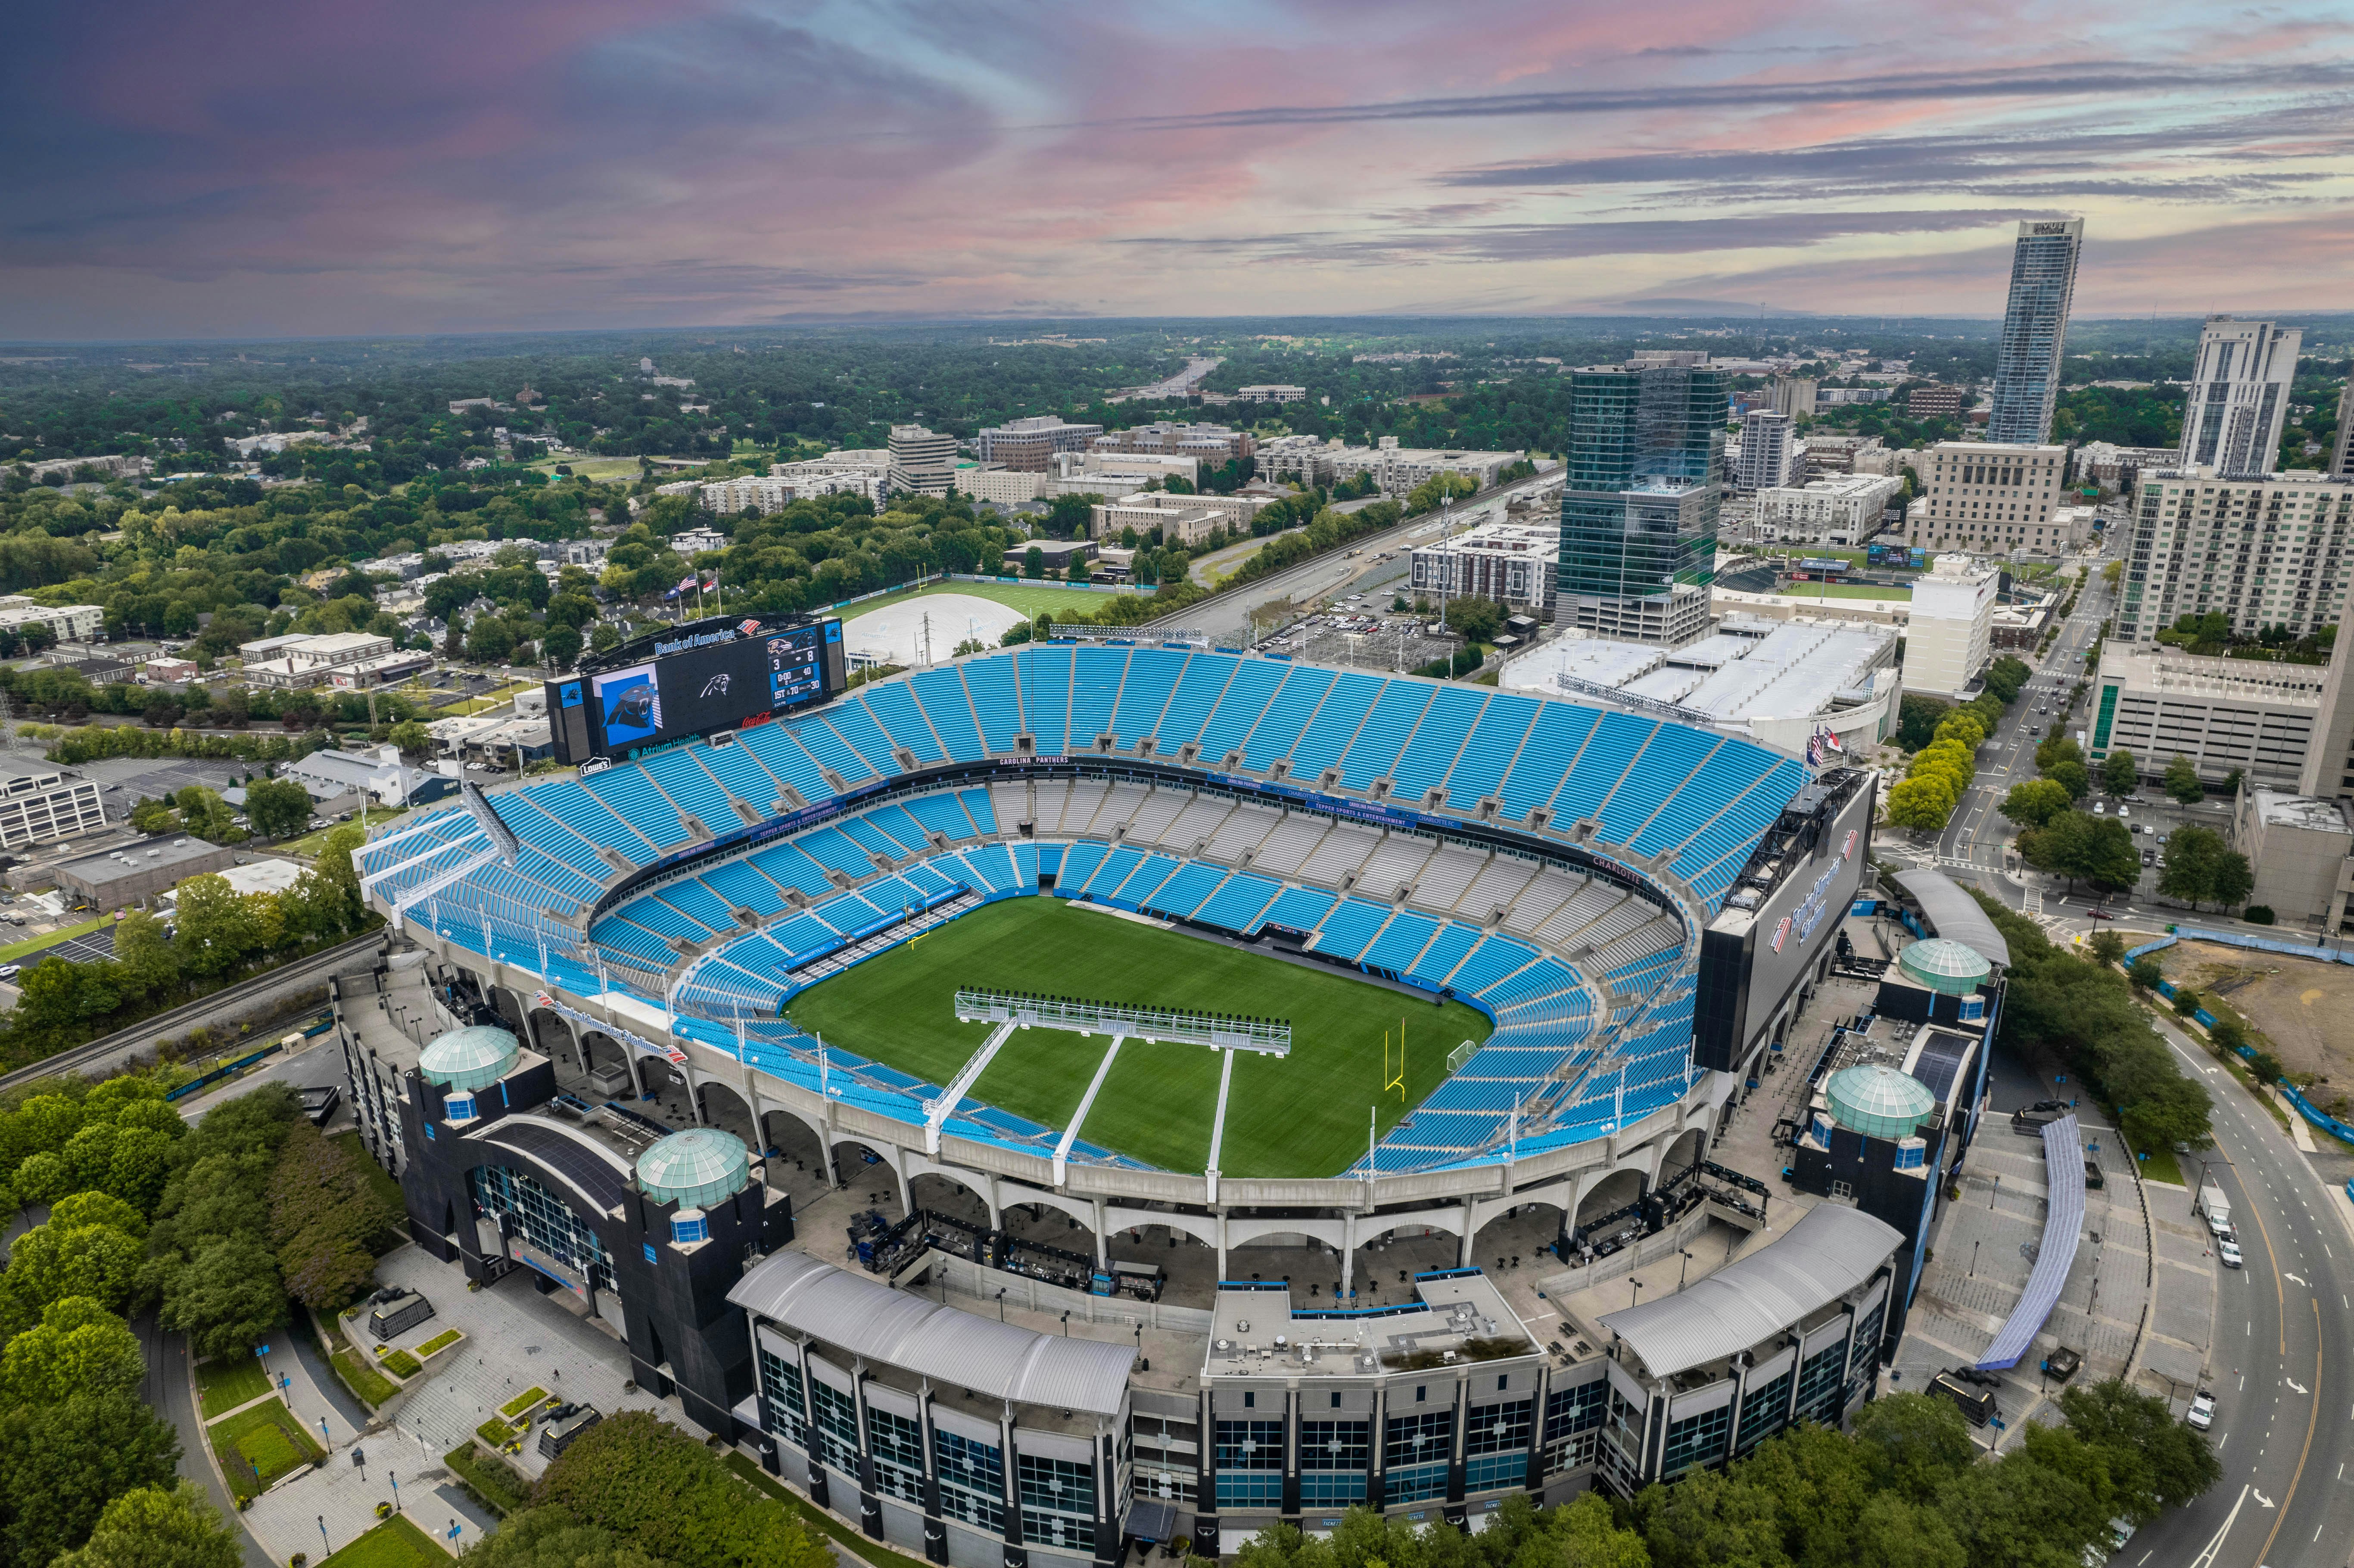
[2128,1010,2354,1568]
[137,1313,274,1568]
[1898,520,2354,1563]
[1164,473,1557,644]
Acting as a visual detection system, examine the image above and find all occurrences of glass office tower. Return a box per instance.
[1986,219,2084,446]
[1557,361,1725,645]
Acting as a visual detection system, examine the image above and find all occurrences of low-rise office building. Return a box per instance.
[2233,789,2353,931]
[1909,441,2070,554]
[2088,641,2326,789]
[283,747,461,809]
[1089,492,1269,541]
[240,632,397,689]
[53,836,237,908]
[0,597,105,643]
[890,426,959,498]
[0,766,108,850]
[976,417,1105,471]
[1752,475,1903,544]
[1232,385,1306,404]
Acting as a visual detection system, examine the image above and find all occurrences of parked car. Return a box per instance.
[2187,1390,2216,1430]
[0,965,18,982]
[2218,1236,2243,1269]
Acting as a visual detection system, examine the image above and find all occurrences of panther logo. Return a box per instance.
[699,674,731,698]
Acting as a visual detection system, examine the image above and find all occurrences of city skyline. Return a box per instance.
[3,0,2351,339]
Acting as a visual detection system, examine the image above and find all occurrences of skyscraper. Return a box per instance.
[2178,316,2300,478]
[1986,218,2083,445]
[2330,378,2354,479]
[1556,360,1725,646]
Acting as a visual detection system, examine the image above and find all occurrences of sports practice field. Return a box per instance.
[785,898,1491,1178]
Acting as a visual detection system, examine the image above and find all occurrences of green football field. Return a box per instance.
[784,897,1491,1178]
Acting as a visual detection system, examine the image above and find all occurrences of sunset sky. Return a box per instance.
[6,0,2351,339]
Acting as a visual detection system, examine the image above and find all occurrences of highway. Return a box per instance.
[1905,523,2354,1565]
[1154,472,1558,644]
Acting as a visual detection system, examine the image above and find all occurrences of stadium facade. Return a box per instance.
[345,644,1923,1556]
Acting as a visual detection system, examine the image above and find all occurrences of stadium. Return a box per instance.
[339,627,1912,1554]
[355,632,1870,1271]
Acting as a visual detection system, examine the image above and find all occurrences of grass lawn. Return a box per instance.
[209,1397,327,1502]
[378,1347,421,1378]
[499,1385,551,1420]
[332,1348,399,1408]
[195,1353,272,1418]
[416,1328,464,1358]
[443,1443,529,1516]
[836,579,1134,624]
[0,915,111,963]
[1772,582,1912,601]
[317,1514,445,1568]
[2130,1139,2184,1186]
[786,898,1489,1177]
[285,808,408,859]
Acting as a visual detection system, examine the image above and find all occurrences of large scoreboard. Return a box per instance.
[547,612,845,766]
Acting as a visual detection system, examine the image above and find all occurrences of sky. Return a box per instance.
[4,0,2351,340]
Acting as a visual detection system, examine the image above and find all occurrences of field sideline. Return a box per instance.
[784,897,1491,1178]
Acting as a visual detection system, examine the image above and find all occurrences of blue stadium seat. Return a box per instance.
[1193,872,1280,934]
[1409,923,1481,987]
[1310,898,1392,962]
[829,697,904,778]
[639,750,733,833]
[1361,911,1439,973]
[1194,659,1285,761]
[785,711,874,787]
[1017,646,1073,753]
[910,669,988,762]
[862,680,946,765]
[902,793,974,843]
[1385,686,1483,801]
[702,860,789,918]
[697,739,791,809]
[1495,702,1597,821]
[1240,666,1339,772]
[1143,861,1224,919]
[1280,670,1377,777]
[735,724,833,803]
[1595,724,1716,845]
[964,657,1026,753]
[1071,648,1127,748]
[958,787,998,834]
[1551,712,1657,826]
[1334,679,1434,790]
[1110,649,1186,749]
[1259,886,1336,933]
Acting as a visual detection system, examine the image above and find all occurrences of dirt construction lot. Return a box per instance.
[2170,939,2354,1089]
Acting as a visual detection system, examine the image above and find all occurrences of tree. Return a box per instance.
[241,777,311,840]
[169,787,244,846]
[458,1507,667,1568]
[1022,545,1045,578]
[2079,815,2140,892]
[534,1410,826,1568]
[1442,596,1506,645]
[125,798,176,836]
[1999,779,2072,829]
[389,719,432,756]
[2164,753,2205,804]
[2128,956,2164,990]
[266,1122,401,1310]
[2159,825,2228,910]
[1884,775,1955,831]
[1853,1391,1977,1502]
[2035,734,2083,772]
[0,1216,143,1322]
[2056,1382,2222,1521]
[0,1397,184,1568]
[2046,758,2090,800]
[171,875,267,977]
[1,1297,146,1404]
[48,1482,240,1568]
[542,623,583,668]
[1932,711,1985,751]
[2088,929,2126,967]
[2100,747,2137,796]
[1896,694,1953,750]
[154,1232,284,1360]
[2208,847,2253,911]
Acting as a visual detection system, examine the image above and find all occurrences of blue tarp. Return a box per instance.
[1975,1114,2084,1370]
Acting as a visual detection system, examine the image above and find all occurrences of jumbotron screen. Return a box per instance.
[548,613,845,765]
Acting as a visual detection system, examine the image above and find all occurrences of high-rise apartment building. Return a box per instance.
[2178,316,2300,478]
[886,425,957,497]
[1986,219,2083,445]
[973,415,1103,471]
[2118,466,2354,642]
[1770,376,1817,418]
[2330,379,2354,478]
[1556,361,1724,645]
[1732,409,1801,493]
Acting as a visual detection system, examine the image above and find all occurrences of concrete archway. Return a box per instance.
[909,1171,991,1229]
[526,1008,578,1080]
[697,1079,758,1149]
[579,1030,630,1092]
[760,1107,829,1171]
[1658,1127,1707,1188]
[1573,1168,1646,1235]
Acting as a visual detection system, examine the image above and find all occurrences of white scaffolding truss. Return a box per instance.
[952,988,1290,1055]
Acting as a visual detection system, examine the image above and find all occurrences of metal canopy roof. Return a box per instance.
[1886,867,2011,968]
[1599,1204,1903,1379]
[1975,1115,2085,1370]
[728,1250,1136,1418]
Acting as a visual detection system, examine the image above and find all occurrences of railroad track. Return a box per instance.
[0,930,387,1091]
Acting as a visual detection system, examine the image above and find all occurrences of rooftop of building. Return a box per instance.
[56,836,226,887]
[1505,619,1894,726]
[2249,788,2354,835]
[1204,1267,1538,1380]
[2097,642,2331,703]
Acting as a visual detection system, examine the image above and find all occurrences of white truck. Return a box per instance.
[2198,1181,2233,1238]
